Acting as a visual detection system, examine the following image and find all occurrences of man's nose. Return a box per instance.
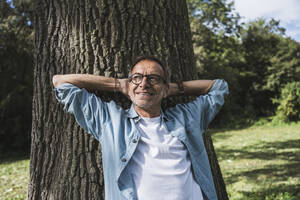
[139,76,150,88]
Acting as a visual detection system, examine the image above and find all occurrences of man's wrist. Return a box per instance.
[167,83,182,96]
[176,81,184,95]
[114,78,120,93]
[114,78,118,93]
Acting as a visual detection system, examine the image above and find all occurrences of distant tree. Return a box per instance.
[0,0,33,153]
[187,2,299,122]
[239,19,286,116]
[263,35,300,122]
[187,0,241,35]
[187,0,244,122]
[264,37,300,95]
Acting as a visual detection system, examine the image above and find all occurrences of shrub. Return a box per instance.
[273,82,300,122]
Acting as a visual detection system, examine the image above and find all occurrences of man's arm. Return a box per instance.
[167,80,215,97]
[52,74,129,96]
[168,79,228,130]
[53,74,130,138]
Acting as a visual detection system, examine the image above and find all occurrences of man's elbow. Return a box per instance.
[52,75,63,88]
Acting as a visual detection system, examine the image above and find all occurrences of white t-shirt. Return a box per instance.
[127,116,203,200]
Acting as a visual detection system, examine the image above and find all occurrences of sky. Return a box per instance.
[233,0,300,42]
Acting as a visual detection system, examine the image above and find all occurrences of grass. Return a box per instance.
[0,123,299,200]
[212,123,300,200]
[0,154,29,200]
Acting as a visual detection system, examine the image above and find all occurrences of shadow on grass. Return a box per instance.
[241,183,300,199]
[0,151,30,164]
[218,139,300,198]
[208,129,234,141]
[225,162,300,185]
[216,139,300,162]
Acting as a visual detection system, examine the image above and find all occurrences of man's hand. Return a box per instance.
[117,78,129,98]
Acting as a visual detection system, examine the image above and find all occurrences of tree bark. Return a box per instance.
[203,131,229,200]
[29,0,228,199]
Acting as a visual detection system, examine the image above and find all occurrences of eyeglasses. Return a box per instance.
[129,73,166,85]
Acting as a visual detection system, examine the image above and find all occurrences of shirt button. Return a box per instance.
[121,158,127,162]
[132,139,137,143]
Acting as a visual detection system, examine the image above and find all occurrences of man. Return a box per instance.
[53,55,228,200]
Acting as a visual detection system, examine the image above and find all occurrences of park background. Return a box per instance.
[0,0,299,199]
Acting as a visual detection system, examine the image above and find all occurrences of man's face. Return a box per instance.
[128,59,168,110]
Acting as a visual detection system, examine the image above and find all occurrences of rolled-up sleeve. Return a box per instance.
[54,83,107,140]
[184,79,229,130]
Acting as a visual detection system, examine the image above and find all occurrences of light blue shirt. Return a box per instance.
[54,79,229,200]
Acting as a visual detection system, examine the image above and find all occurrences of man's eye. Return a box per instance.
[133,75,142,80]
[149,75,160,81]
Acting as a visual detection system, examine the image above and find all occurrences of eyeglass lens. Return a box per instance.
[130,74,163,85]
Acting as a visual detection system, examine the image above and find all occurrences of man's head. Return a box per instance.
[128,56,169,113]
[130,56,168,82]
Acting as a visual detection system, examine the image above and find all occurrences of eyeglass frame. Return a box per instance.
[128,73,167,85]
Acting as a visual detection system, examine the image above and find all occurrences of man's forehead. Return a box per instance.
[131,60,164,74]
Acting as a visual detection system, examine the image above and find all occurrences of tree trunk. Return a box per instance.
[203,131,229,200]
[29,0,228,199]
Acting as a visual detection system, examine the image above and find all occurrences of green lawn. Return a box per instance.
[212,123,300,200]
[1,123,300,200]
[0,155,29,200]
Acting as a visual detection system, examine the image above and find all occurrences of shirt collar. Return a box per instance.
[126,104,169,123]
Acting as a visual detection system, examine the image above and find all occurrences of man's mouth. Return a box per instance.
[136,92,153,96]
